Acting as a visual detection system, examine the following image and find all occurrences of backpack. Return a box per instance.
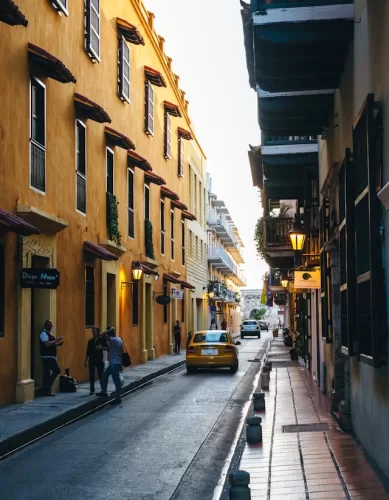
[59,368,78,393]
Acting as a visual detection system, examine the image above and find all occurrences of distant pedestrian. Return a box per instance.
[40,320,64,396]
[210,318,217,330]
[173,320,182,354]
[221,318,227,330]
[97,327,124,405]
[84,327,108,395]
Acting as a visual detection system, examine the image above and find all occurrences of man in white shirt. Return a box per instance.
[40,320,64,396]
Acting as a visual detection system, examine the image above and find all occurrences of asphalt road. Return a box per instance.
[0,334,269,500]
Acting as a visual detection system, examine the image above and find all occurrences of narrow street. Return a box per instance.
[0,335,269,500]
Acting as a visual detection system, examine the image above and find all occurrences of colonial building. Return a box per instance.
[242,0,389,481]
[0,0,206,407]
[206,174,246,333]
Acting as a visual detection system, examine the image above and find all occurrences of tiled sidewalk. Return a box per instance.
[239,343,389,499]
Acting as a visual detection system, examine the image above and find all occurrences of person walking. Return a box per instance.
[210,318,217,330]
[40,320,64,396]
[97,327,124,405]
[221,318,227,330]
[173,320,182,355]
[84,327,108,395]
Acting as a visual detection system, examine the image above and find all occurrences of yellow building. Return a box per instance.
[0,0,206,407]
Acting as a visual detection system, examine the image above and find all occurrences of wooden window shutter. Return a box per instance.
[118,37,130,103]
[85,0,100,61]
[320,200,332,342]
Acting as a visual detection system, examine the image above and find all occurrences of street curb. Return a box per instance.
[0,359,186,459]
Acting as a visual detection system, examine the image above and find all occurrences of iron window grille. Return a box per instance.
[128,168,135,238]
[76,120,86,214]
[30,78,46,193]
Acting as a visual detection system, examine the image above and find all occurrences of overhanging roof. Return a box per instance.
[105,127,135,150]
[117,18,145,45]
[0,209,40,236]
[0,1,28,27]
[74,94,111,123]
[28,43,76,84]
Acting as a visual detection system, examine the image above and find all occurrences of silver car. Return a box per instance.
[240,320,261,339]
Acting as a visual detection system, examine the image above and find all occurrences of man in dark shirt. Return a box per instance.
[84,327,108,395]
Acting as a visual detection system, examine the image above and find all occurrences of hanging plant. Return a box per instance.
[145,219,155,259]
[106,193,122,245]
[254,203,291,260]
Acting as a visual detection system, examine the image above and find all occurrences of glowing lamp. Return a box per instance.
[289,221,306,251]
[132,261,143,281]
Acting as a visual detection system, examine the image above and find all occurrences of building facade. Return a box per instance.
[243,0,389,480]
[206,174,246,333]
[0,0,206,407]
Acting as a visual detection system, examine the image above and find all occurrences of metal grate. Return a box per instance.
[283,423,329,433]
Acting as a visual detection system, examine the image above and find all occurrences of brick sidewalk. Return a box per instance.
[239,345,389,499]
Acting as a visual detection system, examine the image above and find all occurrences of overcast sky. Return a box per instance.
[145,0,268,288]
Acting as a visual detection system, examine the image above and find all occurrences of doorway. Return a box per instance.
[145,283,152,358]
[196,299,202,331]
[30,255,50,392]
[107,273,116,329]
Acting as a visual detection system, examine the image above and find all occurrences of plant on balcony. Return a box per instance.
[106,192,122,246]
[145,219,155,260]
[235,293,241,303]
[254,203,291,260]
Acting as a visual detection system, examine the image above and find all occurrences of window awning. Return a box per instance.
[171,200,188,211]
[0,209,40,236]
[163,273,181,284]
[145,171,166,186]
[179,280,195,290]
[138,262,159,276]
[182,210,196,222]
[0,1,28,27]
[117,18,145,45]
[127,151,152,172]
[178,127,193,141]
[74,93,111,123]
[160,186,179,201]
[28,43,76,84]
[164,101,182,118]
[84,241,118,261]
[145,66,167,88]
[105,127,135,150]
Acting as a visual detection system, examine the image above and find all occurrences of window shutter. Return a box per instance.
[118,37,130,102]
[85,0,100,61]
[164,112,168,158]
[164,113,172,159]
[144,81,149,133]
[145,82,154,135]
[178,137,184,177]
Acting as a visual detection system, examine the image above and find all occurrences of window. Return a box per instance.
[128,169,135,238]
[164,113,172,159]
[144,184,150,221]
[145,83,154,135]
[76,120,86,214]
[118,36,130,103]
[30,78,46,193]
[189,231,193,258]
[106,148,114,195]
[160,198,165,254]
[195,236,198,261]
[85,265,95,327]
[178,137,184,177]
[181,290,185,323]
[181,219,185,266]
[0,245,4,337]
[163,280,168,323]
[132,282,139,325]
[85,0,100,61]
[51,0,68,15]
[170,209,175,260]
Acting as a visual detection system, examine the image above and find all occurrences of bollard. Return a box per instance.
[246,415,262,444]
[261,371,270,390]
[229,470,251,500]
[253,391,265,411]
[265,361,272,371]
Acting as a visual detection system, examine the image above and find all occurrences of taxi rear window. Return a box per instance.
[193,333,229,343]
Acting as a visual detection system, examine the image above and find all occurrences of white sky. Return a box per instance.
[145,0,268,288]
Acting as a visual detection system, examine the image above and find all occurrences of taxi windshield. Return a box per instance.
[193,332,229,343]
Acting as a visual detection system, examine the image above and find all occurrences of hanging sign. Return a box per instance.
[171,288,184,300]
[20,268,60,289]
[156,295,171,305]
[294,270,320,289]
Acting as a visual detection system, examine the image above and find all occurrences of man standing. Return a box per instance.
[98,327,123,405]
[221,318,227,330]
[84,327,108,395]
[173,320,182,355]
[40,320,63,396]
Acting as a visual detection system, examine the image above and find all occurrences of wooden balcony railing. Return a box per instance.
[265,218,293,248]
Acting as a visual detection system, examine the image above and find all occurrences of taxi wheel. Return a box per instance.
[187,366,197,374]
[230,361,239,374]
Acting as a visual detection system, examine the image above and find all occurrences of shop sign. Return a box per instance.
[156,295,171,306]
[294,270,320,289]
[20,268,60,289]
[171,288,184,300]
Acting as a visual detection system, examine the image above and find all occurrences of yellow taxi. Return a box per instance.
[186,330,241,374]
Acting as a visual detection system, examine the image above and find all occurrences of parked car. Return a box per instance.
[258,320,269,331]
[240,320,261,339]
[186,330,241,374]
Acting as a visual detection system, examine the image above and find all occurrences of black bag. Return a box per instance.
[60,368,78,392]
[122,352,131,367]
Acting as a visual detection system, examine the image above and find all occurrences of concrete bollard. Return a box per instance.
[229,470,251,500]
[253,391,265,411]
[261,371,270,390]
[246,415,262,444]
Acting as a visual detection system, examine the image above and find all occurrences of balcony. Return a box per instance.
[208,243,237,276]
[231,268,247,287]
[207,208,239,248]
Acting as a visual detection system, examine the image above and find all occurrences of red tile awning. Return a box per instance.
[182,210,197,221]
[84,241,118,261]
[145,171,166,186]
[138,262,159,276]
[178,127,193,141]
[28,43,76,84]
[74,93,111,124]
[105,127,135,150]
[144,66,167,88]
[117,18,145,46]
[127,150,152,172]
[160,186,179,201]
[0,209,40,236]
[179,280,196,290]
[163,273,181,284]
[171,200,188,211]
[0,1,28,27]
[164,101,182,118]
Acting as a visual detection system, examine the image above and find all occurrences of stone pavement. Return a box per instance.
[0,352,186,458]
[239,339,389,499]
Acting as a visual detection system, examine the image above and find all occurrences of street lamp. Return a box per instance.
[281,277,289,289]
[208,291,215,299]
[132,261,143,281]
[289,220,306,251]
